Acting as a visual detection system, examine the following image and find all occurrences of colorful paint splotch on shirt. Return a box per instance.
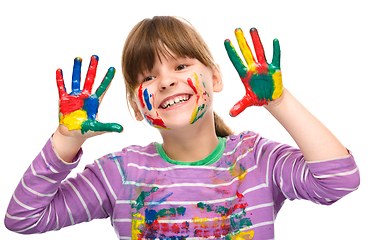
[5,132,359,239]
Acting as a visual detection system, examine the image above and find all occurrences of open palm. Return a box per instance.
[56,55,123,137]
[224,28,283,117]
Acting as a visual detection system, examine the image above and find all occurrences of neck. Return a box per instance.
[159,113,219,162]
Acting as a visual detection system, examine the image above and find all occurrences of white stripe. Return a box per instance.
[60,188,75,225]
[127,162,228,171]
[265,143,284,187]
[223,135,256,156]
[13,207,48,233]
[290,157,300,199]
[333,186,359,191]
[12,192,36,210]
[247,220,274,230]
[96,159,117,200]
[119,237,132,240]
[5,212,41,220]
[41,150,59,173]
[55,211,60,231]
[21,178,57,197]
[278,154,291,200]
[116,183,268,207]
[126,148,159,157]
[112,153,125,182]
[78,173,108,217]
[114,202,274,225]
[314,167,359,178]
[246,202,274,211]
[65,180,91,221]
[242,183,267,195]
[256,139,270,166]
[31,162,57,183]
[45,203,52,227]
[123,176,239,189]
[113,218,132,222]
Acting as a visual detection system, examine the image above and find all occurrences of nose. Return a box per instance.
[158,75,177,91]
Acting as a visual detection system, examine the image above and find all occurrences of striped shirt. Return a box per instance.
[5,131,360,239]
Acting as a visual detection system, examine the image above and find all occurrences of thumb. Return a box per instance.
[81,120,123,135]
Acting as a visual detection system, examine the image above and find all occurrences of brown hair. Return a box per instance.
[121,16,233,137]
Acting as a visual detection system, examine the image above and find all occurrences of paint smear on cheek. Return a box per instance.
[138,84,145,109]
[188,72,208,124]
[144,111,170,130]
[187,78,198,94]
[143,88,152,111]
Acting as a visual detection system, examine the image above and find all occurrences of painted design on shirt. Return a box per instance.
[188,72,209,124]
[130,187,254,239]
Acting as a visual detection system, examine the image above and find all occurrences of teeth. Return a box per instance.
[162,95,189,109]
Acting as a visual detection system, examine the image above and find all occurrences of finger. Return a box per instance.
[249,28,267,65]
[271,39,281,69]
[224,39,247,78]
[81,120,123,134]
[95,67,116,98]
[71,57,82,95]
[56,68,67,98]
[229,95,254,117]
[234,28,256,69]
[82,55,99,96]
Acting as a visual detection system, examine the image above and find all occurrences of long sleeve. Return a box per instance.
[4,138,112,234]
[254,135,360,208]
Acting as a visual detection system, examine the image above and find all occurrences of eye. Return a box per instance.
[143,76,156,82]
[176,64,187,71]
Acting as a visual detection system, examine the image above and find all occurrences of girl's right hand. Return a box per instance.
[56,55,123,140]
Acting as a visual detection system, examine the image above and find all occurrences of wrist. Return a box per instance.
[264,88,286,110]
[52,127,85,163]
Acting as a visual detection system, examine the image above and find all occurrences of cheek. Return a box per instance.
[188,72,211,124]
[137,84,169,130]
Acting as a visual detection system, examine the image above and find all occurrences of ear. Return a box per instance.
[212,63,223,93]
[129,96,144,121]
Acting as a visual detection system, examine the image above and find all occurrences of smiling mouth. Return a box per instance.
[160,94,191,109]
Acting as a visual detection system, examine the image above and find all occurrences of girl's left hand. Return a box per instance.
[224,28,283,117]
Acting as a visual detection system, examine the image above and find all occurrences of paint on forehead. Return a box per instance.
[143,88,152,111]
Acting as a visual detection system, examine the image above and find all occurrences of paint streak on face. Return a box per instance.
[137,84,170,130]
[187,72,209,124]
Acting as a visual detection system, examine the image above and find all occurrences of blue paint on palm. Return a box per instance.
[83,94,99,119]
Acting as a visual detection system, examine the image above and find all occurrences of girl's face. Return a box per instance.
[131,52,222,131]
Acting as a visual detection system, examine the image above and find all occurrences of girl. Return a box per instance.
[5,16,360,240]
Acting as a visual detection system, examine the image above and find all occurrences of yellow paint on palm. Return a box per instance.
[59,109,88,131]
[235,28,256,72]
[272,71,283,99]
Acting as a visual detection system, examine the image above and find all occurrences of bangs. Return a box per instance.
[122,16,214,91]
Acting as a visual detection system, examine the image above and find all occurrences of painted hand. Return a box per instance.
[224,28,283,117]
[56,55,123,134]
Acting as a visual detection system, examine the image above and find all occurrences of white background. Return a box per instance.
[1,0,367,239]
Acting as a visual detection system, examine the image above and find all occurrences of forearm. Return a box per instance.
[5,139,81,233]
[265,89,349,162]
